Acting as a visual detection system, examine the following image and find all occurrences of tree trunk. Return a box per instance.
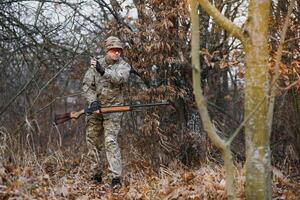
[197,0,272,198]
[243,0,272,199]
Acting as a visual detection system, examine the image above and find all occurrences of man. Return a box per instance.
[82,36,131,189]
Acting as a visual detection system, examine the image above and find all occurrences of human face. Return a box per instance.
[107,48,122,61]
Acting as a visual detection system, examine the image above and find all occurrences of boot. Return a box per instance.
[111,177,121,189]
[91,171,102,183]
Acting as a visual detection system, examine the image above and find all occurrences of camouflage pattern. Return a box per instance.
[82,55,130,179]
[103,112,123,178]
[85,113,104,169]
[82,56,131,105]
[105,36,123,52]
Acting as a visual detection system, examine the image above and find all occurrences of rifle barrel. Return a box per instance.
[130,102,170,108]
[98,102,170,109]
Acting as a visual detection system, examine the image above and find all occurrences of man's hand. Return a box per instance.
[96,60,105,75]
[90,57,97,67]
[85,100,101,114]
[90,57,105,75]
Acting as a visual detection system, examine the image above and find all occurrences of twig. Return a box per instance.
[284,37,300,44]
[13,41,83,137]
[278,77,300,91]
[226,97,266,146]
[36,92,84,114]
[197,0,244,42]
[0,70,38,117]
[207,102,240,125]
[267,0,296,136]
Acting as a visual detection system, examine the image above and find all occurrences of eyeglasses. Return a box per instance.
[108,48,122,54]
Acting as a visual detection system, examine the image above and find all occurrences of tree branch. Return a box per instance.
[0,70,38,117]
[197,0,244,42]
[191,0,228,148]
[226,97,266,146]
[267,0,295,136]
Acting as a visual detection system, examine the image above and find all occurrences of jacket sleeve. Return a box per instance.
[82,68,97,103]
[103,62,131,84]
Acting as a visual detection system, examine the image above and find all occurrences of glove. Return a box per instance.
[95,60,105,76]
[85,100,101,114]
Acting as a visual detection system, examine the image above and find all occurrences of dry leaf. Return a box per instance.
[181,172,195,183]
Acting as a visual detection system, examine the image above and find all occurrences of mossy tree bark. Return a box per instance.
[195,0,272,199]
[243,1,271,199]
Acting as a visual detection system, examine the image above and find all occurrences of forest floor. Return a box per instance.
[0,151,299,200]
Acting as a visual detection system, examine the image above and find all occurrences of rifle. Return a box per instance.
[54,102,170,125]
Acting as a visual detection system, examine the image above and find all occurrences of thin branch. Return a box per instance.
[0,70,38,117]
[207,102,240,125]
[63,1,103,30]
[267,0,295,136]
[278,76,300,91]
[94,0,134,32]
[28,55,77,112]
[13,40,82,136]
[190,0,225,151]
[36,92,84,114]
[198,0,244,42]
[284,37,300,44]
[226,97,266,146]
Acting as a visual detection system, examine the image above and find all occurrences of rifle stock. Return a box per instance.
[100,106,131,113]
[54,113,71,125]
[54,102,169,125]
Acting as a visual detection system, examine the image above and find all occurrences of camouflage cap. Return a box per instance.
[105,36,123,52]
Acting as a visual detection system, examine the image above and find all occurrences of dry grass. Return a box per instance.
[0,150,299,200]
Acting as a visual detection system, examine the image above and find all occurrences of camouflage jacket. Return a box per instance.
[82,56,131,105]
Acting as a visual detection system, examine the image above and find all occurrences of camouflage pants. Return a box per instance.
[86,112,122,178]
